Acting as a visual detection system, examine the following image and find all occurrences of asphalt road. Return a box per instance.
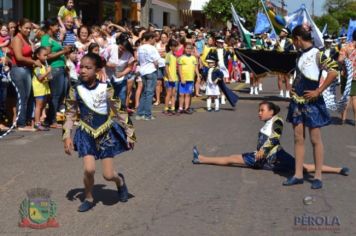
[0,77,355,236]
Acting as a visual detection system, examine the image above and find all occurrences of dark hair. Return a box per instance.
[141,31,155,41]
[88,43,99,53]
[259,101,280,115]
[78,25,91,37]
[64,0,73,5]
[81,53,103,69]
[33,46,48,60]
[161,32,168,38]
[118,39,134,56]
[166,39,179,52]
[42,18,58,32]
[291,24,312,41]
[14,18,31,36]
[353,29,356,42]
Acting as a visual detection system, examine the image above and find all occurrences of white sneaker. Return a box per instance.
[250,87,254,95]
[279,91,284,97]
[259,83,263,91]
[254,87,259,95]
[221,98,226,104]
[285,91,290,98]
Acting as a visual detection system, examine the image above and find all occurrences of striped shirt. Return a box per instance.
[62,30,76,46]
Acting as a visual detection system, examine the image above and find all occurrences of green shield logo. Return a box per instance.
[28,198,50,224]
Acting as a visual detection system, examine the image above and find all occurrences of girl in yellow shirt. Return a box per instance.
[32,47,51,131]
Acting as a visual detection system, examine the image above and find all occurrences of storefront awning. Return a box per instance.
[152,0,177,11]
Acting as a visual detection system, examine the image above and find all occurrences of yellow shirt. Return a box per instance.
[200,46,216,67]
[164,52,178,82]
[58,6,77,19]
[32,65,50,97]
[178,55,197,82]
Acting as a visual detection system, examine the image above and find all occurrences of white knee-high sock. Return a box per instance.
[207,98,212,110]
[214,98,220,110]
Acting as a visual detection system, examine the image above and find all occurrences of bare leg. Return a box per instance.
[294,124,305,178]
[126,79,134,108]
[171,88,177,110]
[135,81,143,109]
[284,74,291,91]
[34,98,44,125]
[184,95,191,110]
[101,158,122,187]
[195,76,201,96]
[352,97,356,125]
[164,88,172,109]
[303,164,341,174]
[179,94,184,110]
[83,155,96,201]
[309,127,324,180]
[199,154,246,166]
[341,99,351,123]
[154,80,162,105]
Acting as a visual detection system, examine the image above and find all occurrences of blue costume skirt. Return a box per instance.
[73,122,129,159]
[286,99,330,128]
[242,149,295,172]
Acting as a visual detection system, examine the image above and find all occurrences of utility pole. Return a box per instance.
[312,0,315,17]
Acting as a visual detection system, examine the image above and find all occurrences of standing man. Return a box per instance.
[136,32,160,120]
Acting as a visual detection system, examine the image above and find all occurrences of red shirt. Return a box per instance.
[9,34,33,67]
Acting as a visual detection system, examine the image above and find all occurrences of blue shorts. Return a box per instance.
[179,81,194,94]
[242,149,295,172]
[34,95,47,100]
[165,81,178,89]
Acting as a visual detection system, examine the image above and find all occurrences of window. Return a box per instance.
[163,12,170,26]
[0,0,13,22]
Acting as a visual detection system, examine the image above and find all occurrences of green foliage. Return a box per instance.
[314,15,340,35]
[202,0,260,30]
[323,0,356,27]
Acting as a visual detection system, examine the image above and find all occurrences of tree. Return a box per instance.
[202,0,260,30]
[314,15,340,35]
[324,0,356,25]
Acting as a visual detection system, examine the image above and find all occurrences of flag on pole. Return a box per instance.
[321,23,328,35]
[254,12,271,35]
[285,4,324,48]
[347,19,356,42]
[231,4,252,49]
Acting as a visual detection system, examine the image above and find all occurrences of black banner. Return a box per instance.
[235,49,298,76]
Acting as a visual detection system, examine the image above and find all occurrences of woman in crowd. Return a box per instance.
[9,18,42,131]
[41,18,72,129]
[154,32,169,106]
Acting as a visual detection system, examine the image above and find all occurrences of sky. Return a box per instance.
[281,0,326,16]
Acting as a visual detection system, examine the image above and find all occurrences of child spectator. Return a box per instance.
[178,43,200,114]
[163,39,179,115]
[0,24,10,53]
[58,0,80,29]
[32,47,51,131]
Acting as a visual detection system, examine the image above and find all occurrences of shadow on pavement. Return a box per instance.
[66,184,135,206]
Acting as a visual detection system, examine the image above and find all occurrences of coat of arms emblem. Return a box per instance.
[19,188,59,229]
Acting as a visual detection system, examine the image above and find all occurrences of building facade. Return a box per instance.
[1,0,207,28]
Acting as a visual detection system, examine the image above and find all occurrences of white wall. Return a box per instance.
[151,4,179,28]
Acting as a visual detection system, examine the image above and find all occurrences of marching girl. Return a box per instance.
[63,53,136,212]
[283,25,339,189]
[192,101,349,176]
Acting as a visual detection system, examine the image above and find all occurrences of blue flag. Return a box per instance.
[347,19,356,42]
[254,12,270,35]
